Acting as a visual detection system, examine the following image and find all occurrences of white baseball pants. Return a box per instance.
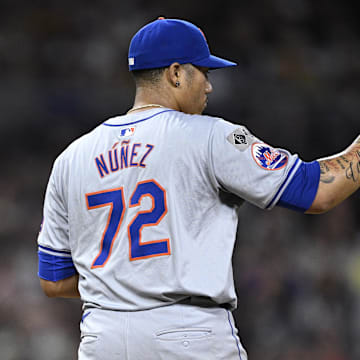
[78,302,247,360]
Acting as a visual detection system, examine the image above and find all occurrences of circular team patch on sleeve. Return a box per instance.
[251,143,288,170]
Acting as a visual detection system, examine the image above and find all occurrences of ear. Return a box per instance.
[167,62,182,88]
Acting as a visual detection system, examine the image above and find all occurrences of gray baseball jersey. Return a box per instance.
[38,108,300,311]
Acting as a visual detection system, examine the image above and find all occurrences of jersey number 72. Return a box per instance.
[86,179,170,268]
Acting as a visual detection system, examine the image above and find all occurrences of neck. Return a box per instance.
[130,86,180,113]
[127,103,166,114]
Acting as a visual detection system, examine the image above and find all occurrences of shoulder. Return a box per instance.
[52,121,106,171]
[170,111,239,134]
[199,115,252,148]
[166,112,253,151]
[174,111,222,124]
[59,121,107,158]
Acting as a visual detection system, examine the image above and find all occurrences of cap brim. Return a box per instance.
[192,54,237,69]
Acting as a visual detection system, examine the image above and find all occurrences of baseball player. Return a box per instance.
[37,18,360,359]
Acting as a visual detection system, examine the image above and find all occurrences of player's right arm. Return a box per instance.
[306,135,360,214]
[209,119,359,214]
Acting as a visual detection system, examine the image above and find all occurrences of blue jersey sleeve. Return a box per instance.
[38,245,77,281]
[277,161,320,212]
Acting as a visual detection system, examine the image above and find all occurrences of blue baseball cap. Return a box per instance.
[128,18,237,71]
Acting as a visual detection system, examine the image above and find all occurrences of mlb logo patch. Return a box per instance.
[252,143,288,170]
[119,127,136,137]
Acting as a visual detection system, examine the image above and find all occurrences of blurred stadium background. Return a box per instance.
[1,1,360,359]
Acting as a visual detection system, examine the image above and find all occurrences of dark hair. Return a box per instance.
[131,67,166,86]
[131,64,195,87]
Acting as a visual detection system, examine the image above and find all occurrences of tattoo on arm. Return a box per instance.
[319,147,360,184]
[319,161,335,184]
[346,162,356,182]
[311,138,360,212]
[345,156,360,182]
[336,159,345,169]
[349,149,360,182]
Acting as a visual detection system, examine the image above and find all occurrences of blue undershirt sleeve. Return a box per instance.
[38,251,77,281]
[277,160,320,212]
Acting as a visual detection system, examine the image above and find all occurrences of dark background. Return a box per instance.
[1,1,360,359]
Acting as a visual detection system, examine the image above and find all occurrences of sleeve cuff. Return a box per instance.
[38,250,77,281]
[277,160,320,212]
